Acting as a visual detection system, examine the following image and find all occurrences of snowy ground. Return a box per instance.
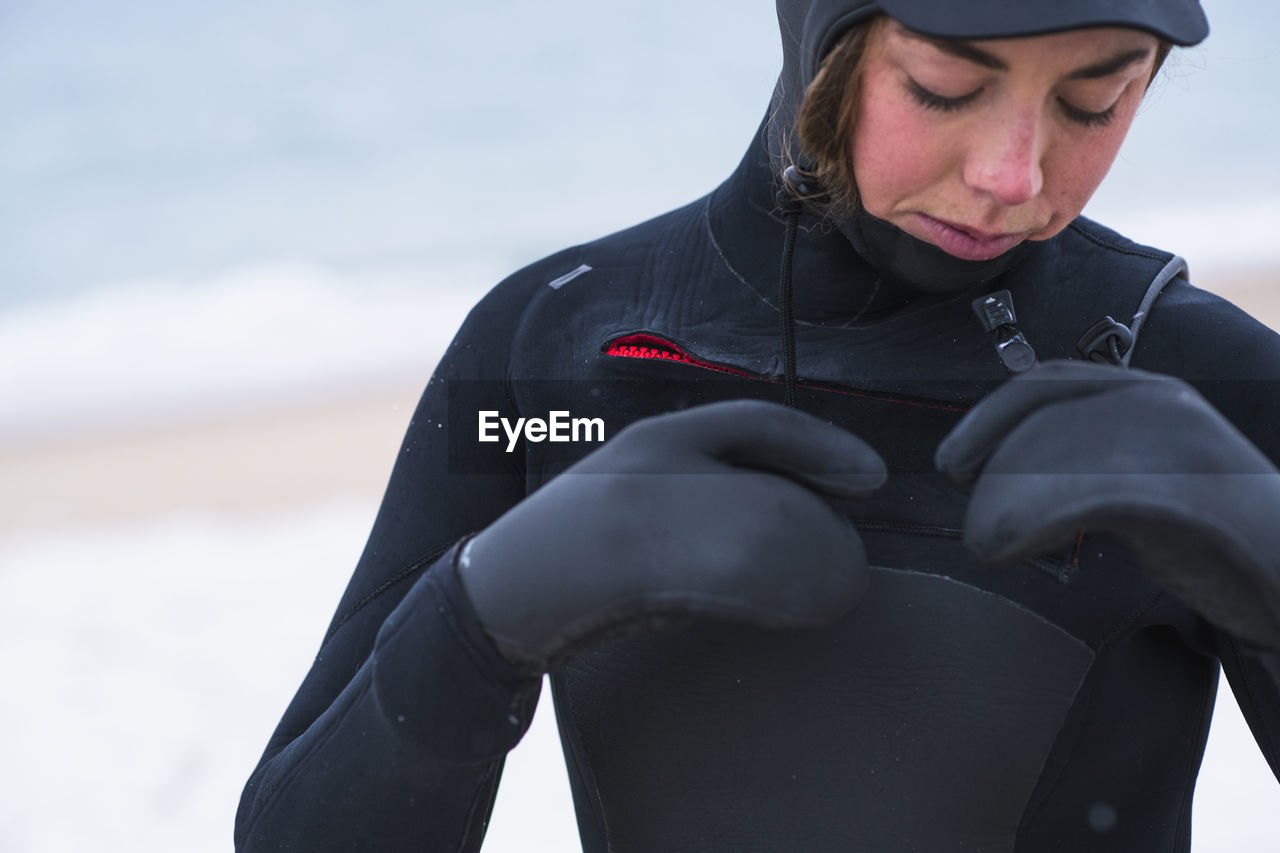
[0,499,1275,851]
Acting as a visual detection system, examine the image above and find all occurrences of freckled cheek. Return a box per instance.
[851,97,946,214]
[1043,129,1129,216]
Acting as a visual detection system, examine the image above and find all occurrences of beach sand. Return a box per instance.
[0,384,420,535]
[0,265,1276,851]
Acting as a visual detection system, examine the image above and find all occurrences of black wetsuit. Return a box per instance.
[236,6,1280,851]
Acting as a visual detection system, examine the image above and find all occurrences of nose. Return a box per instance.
[963,111,1045,207]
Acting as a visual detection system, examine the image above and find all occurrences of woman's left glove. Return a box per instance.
[459,399,885,671]
[936,359,1280,649]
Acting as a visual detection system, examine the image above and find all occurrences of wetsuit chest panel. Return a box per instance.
[557,567,1094,852]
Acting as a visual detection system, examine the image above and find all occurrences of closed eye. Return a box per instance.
[907,78,982,112]
[1057,98,1117,128]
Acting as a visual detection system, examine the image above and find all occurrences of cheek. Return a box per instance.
[851,76,948,216]
[1038,119,1134,233]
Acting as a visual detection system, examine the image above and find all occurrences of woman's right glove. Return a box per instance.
[458,399,887,669]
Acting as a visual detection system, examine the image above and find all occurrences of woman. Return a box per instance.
[237,1,1280,849]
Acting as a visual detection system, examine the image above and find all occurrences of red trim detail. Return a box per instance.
[602,334,754,378]
[602,332,970,413]
[1070,529,1087,568]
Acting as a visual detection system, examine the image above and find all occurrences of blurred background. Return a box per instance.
[1,1,1277,850]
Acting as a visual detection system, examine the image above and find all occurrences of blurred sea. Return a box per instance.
[2,0,1278,440]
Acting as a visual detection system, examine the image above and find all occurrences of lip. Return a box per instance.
[912,214,1029,261]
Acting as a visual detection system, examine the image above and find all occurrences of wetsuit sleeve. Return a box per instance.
[1134,278,1280,784]
[235,277,543,851]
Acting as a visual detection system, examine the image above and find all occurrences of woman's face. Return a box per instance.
[851,22,1159,261]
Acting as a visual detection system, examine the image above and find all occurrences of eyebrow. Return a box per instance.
[899,28,1153,79]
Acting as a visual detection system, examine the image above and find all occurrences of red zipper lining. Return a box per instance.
[603,334,755,378]
[602,333,970,413]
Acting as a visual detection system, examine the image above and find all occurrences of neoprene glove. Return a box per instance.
[936,359,1280,649]
[459,399,887,668]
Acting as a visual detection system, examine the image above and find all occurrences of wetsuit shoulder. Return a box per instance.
[1131,275,1280,377]
[1130,275,1280,459]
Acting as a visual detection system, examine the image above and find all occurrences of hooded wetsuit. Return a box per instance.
[236,3,1280,851]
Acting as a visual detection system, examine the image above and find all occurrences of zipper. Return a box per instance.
[603,332,970,413]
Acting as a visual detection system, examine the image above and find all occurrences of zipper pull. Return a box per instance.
[972,290,1037,373]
